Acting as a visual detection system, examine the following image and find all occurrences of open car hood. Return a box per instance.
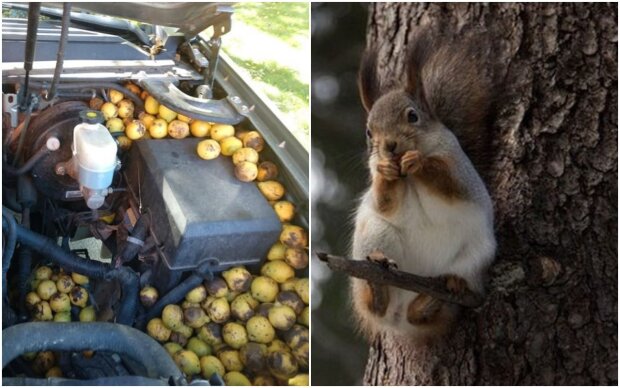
[40,2,233,38]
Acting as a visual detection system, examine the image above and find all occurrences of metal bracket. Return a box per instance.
[179,41,209,72]
[227,95,251,116]
[193,5,230,97]
[178,41,211,97]
[192,36,226,99]
[3,94,19,128]
[202,36,222,98]
[179,36,222,100]
[139,78,245,124]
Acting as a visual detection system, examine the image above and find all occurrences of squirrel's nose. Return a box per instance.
[385,141,397,153]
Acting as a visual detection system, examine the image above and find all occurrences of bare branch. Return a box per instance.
[316,252,484,308]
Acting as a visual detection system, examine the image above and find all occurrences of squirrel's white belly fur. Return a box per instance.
[352,181,495,335]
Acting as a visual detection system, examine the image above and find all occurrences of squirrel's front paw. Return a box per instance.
[376,158,401,181]
[400,150,422,176]
[367,249,398,270]
[445,275,468,295]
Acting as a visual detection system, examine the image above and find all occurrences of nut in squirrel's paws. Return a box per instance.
[445,275,468,294]
[367,249,398,270]
[400,150,422,176]
[376,158,401,181]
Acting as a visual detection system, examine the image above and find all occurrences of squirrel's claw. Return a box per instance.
[400,150,423,176]
[367,249,398,270]
[445,275,468,294]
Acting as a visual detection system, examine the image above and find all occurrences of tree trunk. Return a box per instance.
[363,3,617,385]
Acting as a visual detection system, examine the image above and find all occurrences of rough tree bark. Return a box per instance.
[362,3,617,385]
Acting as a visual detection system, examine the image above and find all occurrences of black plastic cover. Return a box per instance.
[125,138,281,271]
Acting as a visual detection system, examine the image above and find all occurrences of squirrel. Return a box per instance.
[350,31,497,341]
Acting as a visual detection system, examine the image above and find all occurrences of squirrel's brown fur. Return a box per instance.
[359,30,497,174]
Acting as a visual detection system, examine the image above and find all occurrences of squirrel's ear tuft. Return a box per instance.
[406,29,497,172]
[358,48,381,112]
[405,32,434,111]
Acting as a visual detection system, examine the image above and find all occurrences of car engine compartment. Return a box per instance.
[2,3,309,386]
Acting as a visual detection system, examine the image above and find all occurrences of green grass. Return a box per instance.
[223,2,309,148]
[232,2,309,48]
[226,54,308,113]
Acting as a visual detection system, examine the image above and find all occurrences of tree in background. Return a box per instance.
[359,3,617,385]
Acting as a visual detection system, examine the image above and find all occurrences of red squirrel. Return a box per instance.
[350,32,497,341]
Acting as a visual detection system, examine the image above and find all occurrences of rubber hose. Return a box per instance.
[16,207,32,318]
[46,2,72,101]
[105,267,140,326]
[16,246,32,318]
[1,210,18,327]
[29,81,143,108]
[4,145,50,176]
[3,218,110,278]
[16,178,36,318]
[17,175,37,208]
[11,108,33,167]
[2,187,22,212]
[53,91,96,99]
[2,322,184,383]
[2,219,140,326]
[2,210,18,299]
[2,305,17,328]
[118,214,149,264]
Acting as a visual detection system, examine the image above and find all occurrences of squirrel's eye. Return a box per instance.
[365,127,372,138]
[407,108,419,124]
